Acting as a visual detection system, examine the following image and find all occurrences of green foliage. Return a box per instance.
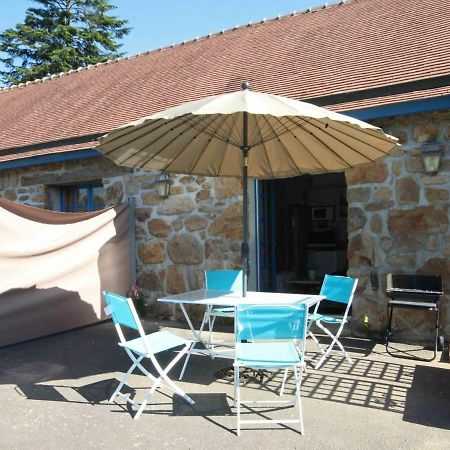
[0,0,130,85]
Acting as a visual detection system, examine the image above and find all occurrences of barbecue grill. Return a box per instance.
[385,273,444,361]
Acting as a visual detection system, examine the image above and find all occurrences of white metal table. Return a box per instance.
[158,289,324,379]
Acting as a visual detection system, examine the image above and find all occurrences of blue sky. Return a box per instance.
[1,0,327,57]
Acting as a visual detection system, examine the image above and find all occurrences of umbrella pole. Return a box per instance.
[242,102,250,297]
[242,146,249,298]
[240,82,253,297]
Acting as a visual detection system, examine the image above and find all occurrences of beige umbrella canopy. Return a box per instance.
[97,82,398,295]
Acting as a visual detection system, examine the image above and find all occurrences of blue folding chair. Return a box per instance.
[203,270,243,342]
[103,291,194,419]
[234,303,308,436]
[178,270,243,380]
[308,275,358,369]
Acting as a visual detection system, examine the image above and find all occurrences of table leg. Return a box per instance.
[178,303,235,380]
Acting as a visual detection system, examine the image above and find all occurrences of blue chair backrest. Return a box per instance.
[236,304,307,341]
[320,275,357,304]
[205,270,243,291]
[103,290,139,331]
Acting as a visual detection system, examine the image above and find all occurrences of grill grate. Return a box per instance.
[386,274,443,300]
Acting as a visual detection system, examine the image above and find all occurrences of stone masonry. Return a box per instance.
[346,109,450,341]
[0,157,129,208]
[102,172,243,320]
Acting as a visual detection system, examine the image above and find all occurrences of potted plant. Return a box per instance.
[127,285,147,318]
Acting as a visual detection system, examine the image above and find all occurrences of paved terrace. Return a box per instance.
[0,320,449,449]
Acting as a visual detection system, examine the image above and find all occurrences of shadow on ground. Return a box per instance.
[403,365,450,429]
[0,321,449,430]
[0,320,232,415]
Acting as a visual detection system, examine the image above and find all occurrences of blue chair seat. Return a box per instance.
[236,342,302,368]
[122,330,190,356]
[210,306,235,317]
[308,313,345,324]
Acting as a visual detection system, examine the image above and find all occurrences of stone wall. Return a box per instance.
[346,109,450,340]
[0,157,129,208]
[103,172,243,319]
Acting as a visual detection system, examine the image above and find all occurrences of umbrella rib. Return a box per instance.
[215,114,240,176]
[257,116,280,178]
[135,114,220,171]
[285,116,354,168]
[98,124,142,151]
[134,119,199,169]
[102,115,195,165]
[271,116,328,171]
[166,114,232,175]
[304,117,394,162]
[259,117,293,142]
[328,118,398,147]
[99,117,175,156]
[258,139,276,179]
[227,111,242,147]
[248,115,311,147]
[187,114,243,148]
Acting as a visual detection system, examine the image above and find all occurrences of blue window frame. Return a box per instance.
[60,184,105,212]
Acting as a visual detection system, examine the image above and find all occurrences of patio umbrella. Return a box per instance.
[97,82,398,296]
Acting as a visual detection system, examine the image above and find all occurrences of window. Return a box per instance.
[60,184,105,212]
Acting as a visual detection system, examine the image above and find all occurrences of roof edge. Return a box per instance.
[0,133,103,156]
[307,74,450,106]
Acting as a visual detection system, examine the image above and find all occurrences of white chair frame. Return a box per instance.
[280,276,357,396]
[234,304,308,436]
[104,292,194,419]
[309,276,358,369]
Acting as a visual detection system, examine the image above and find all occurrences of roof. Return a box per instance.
[1,0,450,163]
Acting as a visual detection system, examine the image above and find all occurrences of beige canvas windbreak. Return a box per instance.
[0,199,131,347]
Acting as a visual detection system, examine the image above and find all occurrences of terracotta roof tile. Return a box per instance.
[1,0,450,157]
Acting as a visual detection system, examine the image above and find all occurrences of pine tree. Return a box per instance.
[0,0,130,85]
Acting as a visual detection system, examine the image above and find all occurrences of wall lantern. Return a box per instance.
[155,172,171,198]
[420,142,444,174]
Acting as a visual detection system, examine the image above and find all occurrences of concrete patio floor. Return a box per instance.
[0,319,449,449]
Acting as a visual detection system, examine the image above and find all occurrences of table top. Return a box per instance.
[158,289,323,307]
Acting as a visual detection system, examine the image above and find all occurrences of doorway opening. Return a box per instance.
[257,173,348,294]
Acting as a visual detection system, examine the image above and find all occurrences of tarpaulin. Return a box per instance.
[0,199,131,347]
